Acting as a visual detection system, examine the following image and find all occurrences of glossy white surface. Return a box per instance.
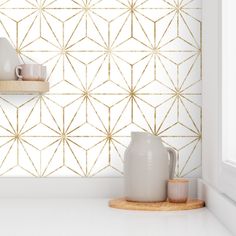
[0,199,232,236]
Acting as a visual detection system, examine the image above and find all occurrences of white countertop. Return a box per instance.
[0,199,232,236]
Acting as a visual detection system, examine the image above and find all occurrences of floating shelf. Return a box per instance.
[0,80,49,94]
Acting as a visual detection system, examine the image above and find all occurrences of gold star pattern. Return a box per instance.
[0,0,201,177]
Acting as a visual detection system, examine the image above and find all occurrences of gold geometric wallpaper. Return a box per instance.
[0,0,202,177]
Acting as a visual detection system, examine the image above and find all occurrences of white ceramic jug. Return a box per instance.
[0,37,19,80]
[124,132,176,202]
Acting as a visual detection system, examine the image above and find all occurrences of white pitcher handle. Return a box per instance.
[167,148,176,179]
[15,66,23,80]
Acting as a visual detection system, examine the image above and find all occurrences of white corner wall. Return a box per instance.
[201,1,236,234]
[202,0,220,188]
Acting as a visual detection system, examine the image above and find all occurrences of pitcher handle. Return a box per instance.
[167,148,176,179]
[15,66,23,80]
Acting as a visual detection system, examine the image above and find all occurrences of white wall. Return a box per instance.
[0,0,202,178]
[202,0,220,188]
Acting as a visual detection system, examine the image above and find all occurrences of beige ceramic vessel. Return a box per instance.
[167,179,189,203]
[0,38,19,80]
[15,64,47,81]
[124,132,177,202]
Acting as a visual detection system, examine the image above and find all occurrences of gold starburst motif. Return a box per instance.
[0,0,202,177]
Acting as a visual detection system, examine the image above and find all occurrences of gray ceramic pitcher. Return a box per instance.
[124,132,176,202]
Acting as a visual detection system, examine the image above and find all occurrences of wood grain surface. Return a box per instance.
[109,198,205,211]
[0,80,49,93]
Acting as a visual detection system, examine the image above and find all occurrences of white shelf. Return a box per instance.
[0,80,49,94]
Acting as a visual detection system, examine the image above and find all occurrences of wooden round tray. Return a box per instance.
[109,198,205,211]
